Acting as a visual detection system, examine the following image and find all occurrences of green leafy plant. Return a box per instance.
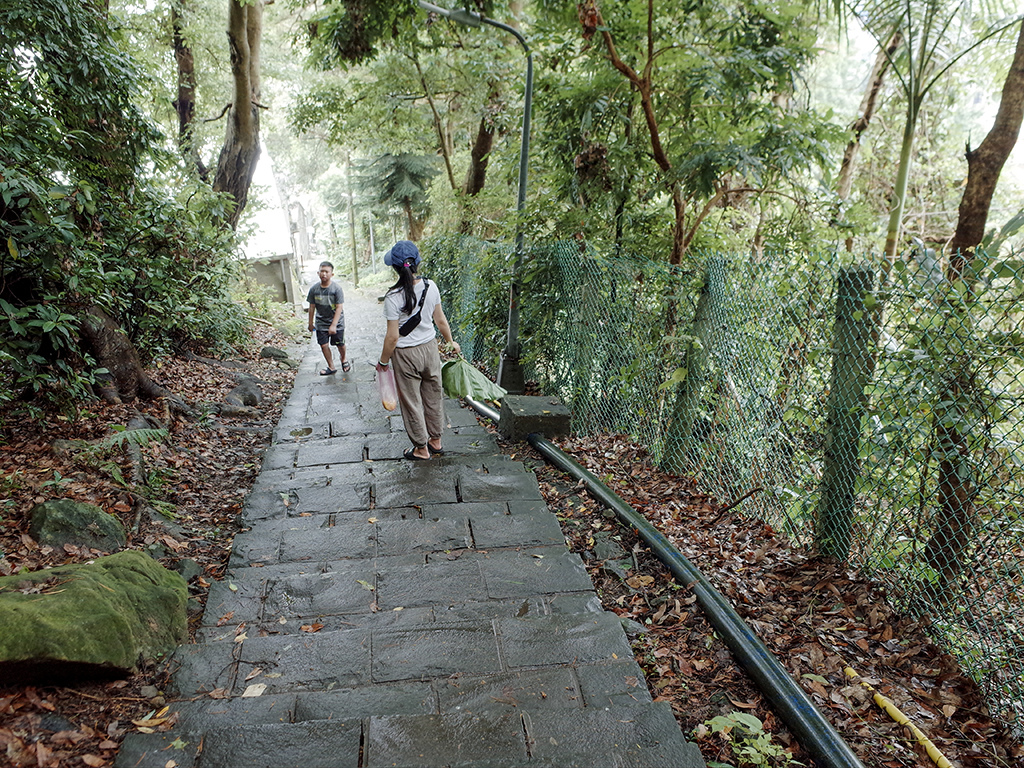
[700,712,801,768]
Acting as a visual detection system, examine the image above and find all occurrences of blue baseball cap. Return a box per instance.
[384,240,421,268]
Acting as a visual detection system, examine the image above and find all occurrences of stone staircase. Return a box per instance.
[115,295,704,768]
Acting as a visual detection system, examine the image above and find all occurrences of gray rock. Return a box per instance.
[174,558,203,583]
[260,346,290,361]
[29,498,126,552]
[593,531,627,561]
[226,376,263,407]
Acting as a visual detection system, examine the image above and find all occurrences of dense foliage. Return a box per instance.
[0,0,247,414]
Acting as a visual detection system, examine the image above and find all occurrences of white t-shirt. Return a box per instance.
[384,278,442,348]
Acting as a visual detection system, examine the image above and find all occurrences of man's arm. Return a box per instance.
[308,304,315,332]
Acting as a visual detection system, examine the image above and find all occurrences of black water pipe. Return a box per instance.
[465,397,865,768]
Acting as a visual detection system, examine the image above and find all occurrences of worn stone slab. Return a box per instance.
[374,517,471,556]
[471,509,566,549]
[430,432,498,455]
[330,417,390,437]
[474,549,594,599]
[289,483,373,515]
[480,455,535,474]
[256,606,435,637]
[260,567,378,618]
[432,597,549,624]
[273,422,330,443]
[199,720,362,768]
[293,681,435,721]
[371,622,501,682]
[459,466,544,502]
[202,578,264,626]
[167,642,240,697]
[235,629,372,693]
[420,501,509,520]
[525,703,706,768]
[507,499,551,516]
[443,407,484,428]
[259,445,297,471]
[170,693,295,730]
[279,522,376,563]
[437,667,581,715]
[227,529,282,567]
[366,712,528,768]
[308,399,360,421]
[576,660,654,709]
[497,612,633,669]
[435,594,602,625]
[371,463,460,508]
[363,433,422,461]
[115,731,200,767]
[296,439,366,467]
[545,593,604,615]
[375,559,489,610]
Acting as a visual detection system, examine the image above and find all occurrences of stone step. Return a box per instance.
[116,702,704,768]
[169,611,635,699]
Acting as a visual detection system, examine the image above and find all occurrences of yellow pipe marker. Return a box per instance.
[843,666,952,768]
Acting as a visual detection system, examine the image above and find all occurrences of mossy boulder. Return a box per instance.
[28,498,126,552]
[0,550,187,685]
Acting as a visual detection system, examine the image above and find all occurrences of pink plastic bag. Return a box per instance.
[376,363,398,411]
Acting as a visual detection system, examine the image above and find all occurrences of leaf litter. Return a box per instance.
[0,324,295,767]
[507,431,1024,768]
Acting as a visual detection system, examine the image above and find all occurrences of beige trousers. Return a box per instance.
[392,339,444,448]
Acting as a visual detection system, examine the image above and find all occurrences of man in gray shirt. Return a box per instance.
[306,261,350,375]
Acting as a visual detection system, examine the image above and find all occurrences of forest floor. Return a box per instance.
[0,330,1022,768]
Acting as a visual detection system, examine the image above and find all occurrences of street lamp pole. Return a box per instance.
[417,1,532,393]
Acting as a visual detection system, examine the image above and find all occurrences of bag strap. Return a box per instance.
[415,278,430,312]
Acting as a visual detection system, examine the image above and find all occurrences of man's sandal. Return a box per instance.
[319,368,337,376]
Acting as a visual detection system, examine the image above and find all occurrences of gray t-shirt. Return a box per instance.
[307,281,345,330]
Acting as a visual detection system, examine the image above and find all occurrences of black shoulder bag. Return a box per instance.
[398,278,430,337]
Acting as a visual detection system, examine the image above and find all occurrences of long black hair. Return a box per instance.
[388,261,419,314]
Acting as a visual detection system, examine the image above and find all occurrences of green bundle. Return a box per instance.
[441,358,507,402]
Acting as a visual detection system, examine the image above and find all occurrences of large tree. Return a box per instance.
[0,0,246,408]
[923,20,1024,583]
[537,0,838,264]
[845,0,1023,271]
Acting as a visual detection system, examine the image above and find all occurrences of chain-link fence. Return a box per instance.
[424,234,1024,731]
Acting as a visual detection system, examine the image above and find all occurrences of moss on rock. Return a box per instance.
[0,550,187,685]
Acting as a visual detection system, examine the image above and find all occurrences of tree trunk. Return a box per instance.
[464,115,495,197]
[836,31,901,253]
[78,307,171,404]
[923,20,1024,585]
[172,0,208,180]
[212,0,263,231]
[947,20,1024,276]
[404,199,425,241]
[586,0,686,263]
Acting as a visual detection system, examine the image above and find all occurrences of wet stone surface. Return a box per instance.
[115,318,704,768]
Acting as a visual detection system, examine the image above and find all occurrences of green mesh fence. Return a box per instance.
[423,235,1024,729]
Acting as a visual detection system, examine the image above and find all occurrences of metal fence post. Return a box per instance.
[814,265,876,560]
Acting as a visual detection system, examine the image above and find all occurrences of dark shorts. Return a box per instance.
[315,327,345,347]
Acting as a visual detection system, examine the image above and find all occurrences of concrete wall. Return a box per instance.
[245,255,300,306]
